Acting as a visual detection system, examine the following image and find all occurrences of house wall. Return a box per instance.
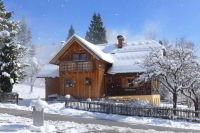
[45,77,60,99]
[59,41,106,98]
[105,73,160,96]
[109,95,160,105]
[104,73,160,104]
[46,40,160,104]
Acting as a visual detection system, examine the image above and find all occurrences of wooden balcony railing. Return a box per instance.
[60,61,95,72]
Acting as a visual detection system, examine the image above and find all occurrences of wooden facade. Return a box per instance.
[58,41,107,98]
[45,77,60,99]
[105,73,160,97]
[45,36,160,104]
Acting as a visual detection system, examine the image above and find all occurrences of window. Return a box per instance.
[72,54,79,61]
[80,53,87,61]
[85,77,92,86]
[65,79,75,88]
[128,79,134,87]
[72,53,88,61]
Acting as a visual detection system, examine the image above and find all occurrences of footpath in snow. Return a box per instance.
[1,113,161,133]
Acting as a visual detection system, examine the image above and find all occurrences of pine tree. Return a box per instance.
[17,18,32,47]
[85,13,107,44]
[67,25,75,40]
[0,0,27,92]
[16,18,40,93]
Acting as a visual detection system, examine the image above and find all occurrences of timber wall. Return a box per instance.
[45,77,60,99]
[59,41,106,98]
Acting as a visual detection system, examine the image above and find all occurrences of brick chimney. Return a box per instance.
[117,35,124,48]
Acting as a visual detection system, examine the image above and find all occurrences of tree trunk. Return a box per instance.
[194,98,199,117]
[173,93,177,109]
[30,77,33,93]
[173,92,177,115]
[30,84,33,93]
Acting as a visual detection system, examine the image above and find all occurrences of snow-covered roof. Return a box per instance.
[75,35,114,63]
[37,64,59,78]
[40,35,164,77]
[98,40,164,74]
[50,35,113,64]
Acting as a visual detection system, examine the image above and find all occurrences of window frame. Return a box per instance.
[64,79,76,88]
[72,53,89,61]
[84,77,92,86]
[127,78,134,87]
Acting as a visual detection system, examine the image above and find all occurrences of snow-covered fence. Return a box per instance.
[65,100,200,122]
[0,92,19,104]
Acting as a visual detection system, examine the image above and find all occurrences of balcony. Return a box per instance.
[60,61,95,72]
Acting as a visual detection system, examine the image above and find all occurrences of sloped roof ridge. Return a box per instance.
[74,35,114,63]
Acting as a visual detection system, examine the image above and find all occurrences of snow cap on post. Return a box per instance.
[30,99,48,111]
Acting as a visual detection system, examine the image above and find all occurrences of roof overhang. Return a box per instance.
[49,35,113,65]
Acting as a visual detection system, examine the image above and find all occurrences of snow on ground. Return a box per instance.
[14,84,45,107]
[46,102,200,130]
[0,84,44,110]
[0,84,200,131]
[160,102,190,109]
[0,113,165,133]
[13,84,45,99]
[1,100,200,131]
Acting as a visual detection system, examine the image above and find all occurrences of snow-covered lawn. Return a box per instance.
[13,84,45,99]
[0,84,200,131]
[0,84,44,110]
[0,113,164,133]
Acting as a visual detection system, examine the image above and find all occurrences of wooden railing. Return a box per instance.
[60,61,95,72]
[65,99,200,122]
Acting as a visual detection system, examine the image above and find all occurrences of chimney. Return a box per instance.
[117,35,124,48]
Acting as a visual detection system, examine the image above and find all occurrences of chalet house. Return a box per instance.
[38,35,163,104]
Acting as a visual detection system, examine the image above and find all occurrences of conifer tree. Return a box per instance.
[67,25,75,40]
[17,18,32,47]
[16,18,40,93]
[85,13,107,44]
[0,0,27,92]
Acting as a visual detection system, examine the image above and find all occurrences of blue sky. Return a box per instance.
[4,0,200,45]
